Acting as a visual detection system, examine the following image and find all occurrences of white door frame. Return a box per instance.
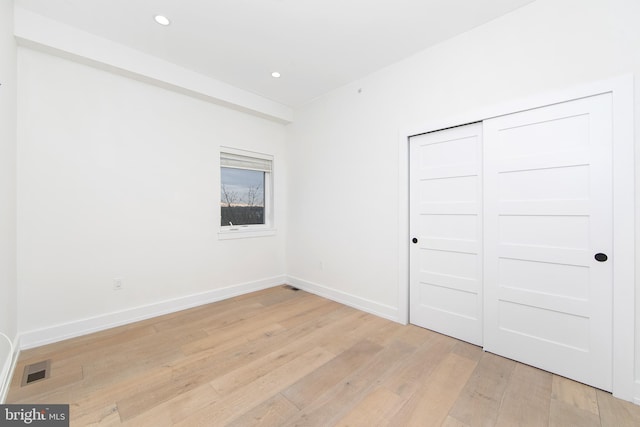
[397,74,635,402]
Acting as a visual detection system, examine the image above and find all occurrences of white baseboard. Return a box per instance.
[286,276,399,323]
[19,276,287,350]
[634,381,640,406]
[0,334,20,403]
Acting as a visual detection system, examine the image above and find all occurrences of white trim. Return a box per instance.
[610,75,636,403]
[218,228,277,240]
[220,146,274,163]
[398,74,635,402]
[287,276,399,322]
[0,333,12,393]
[634,381,640,406]
[0,335,20,403]
[19,276,286,350]
[13,7,293,124]
[397,129,410,325]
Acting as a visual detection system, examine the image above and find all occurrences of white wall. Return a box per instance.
[17,48,287,342]
[0,0,18,398]
[286,0,640,395]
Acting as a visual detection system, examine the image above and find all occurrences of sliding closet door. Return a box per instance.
[483,94,613,391]
[409,123,483,345]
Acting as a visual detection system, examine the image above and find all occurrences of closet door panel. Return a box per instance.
[483,94,613,391]
[409,123,483,345]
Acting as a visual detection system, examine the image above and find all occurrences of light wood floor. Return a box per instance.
[7,286,640,426]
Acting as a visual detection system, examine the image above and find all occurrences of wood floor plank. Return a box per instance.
[319,313,396,355]
[280,339,384,410]
[72,403,122,427]
[281,339,415,426]
[390,352,478,427]
[549,399,600,427]
[442,416,472,427]
[116,374,212,421]
[180,318,286,356]
[447,351,516,427]
[199,291,322,335]
[550,374,599,415]
[494,363,552,427]
[208,333,337,396]
[386,324,439,348]
[6,286,639,426]
[167,307,358,391]
[81,327,206,386]
[276,298,345,329]
[121,383,220,426]
[379,331,458,399]
[207,306,364,397]
[168,323,286,381]
[174,346,335,426]
[451,340,483,362]
[333,387,404,427]
[596,389,640,427]
[225,394,299,427]
[60,367,174,425]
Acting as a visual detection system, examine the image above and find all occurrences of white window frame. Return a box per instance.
[218,147,275,240]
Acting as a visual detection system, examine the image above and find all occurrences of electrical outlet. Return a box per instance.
[113,278,123,291]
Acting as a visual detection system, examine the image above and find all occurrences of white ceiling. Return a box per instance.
[15,0,536,107]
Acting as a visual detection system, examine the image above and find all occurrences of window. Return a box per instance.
[219,148,274,238]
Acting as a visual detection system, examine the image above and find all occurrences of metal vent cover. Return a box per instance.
[21,359,51,386]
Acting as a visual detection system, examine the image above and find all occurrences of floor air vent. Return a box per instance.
[21,360,51,386]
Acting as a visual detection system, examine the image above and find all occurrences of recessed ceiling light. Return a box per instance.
[154,15,171,26]
[271,72,281,78]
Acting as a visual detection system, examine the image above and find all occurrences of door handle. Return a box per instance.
[594,253,608,262]
[412,238,418,244]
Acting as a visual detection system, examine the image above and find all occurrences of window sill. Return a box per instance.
[218,227,277,240]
